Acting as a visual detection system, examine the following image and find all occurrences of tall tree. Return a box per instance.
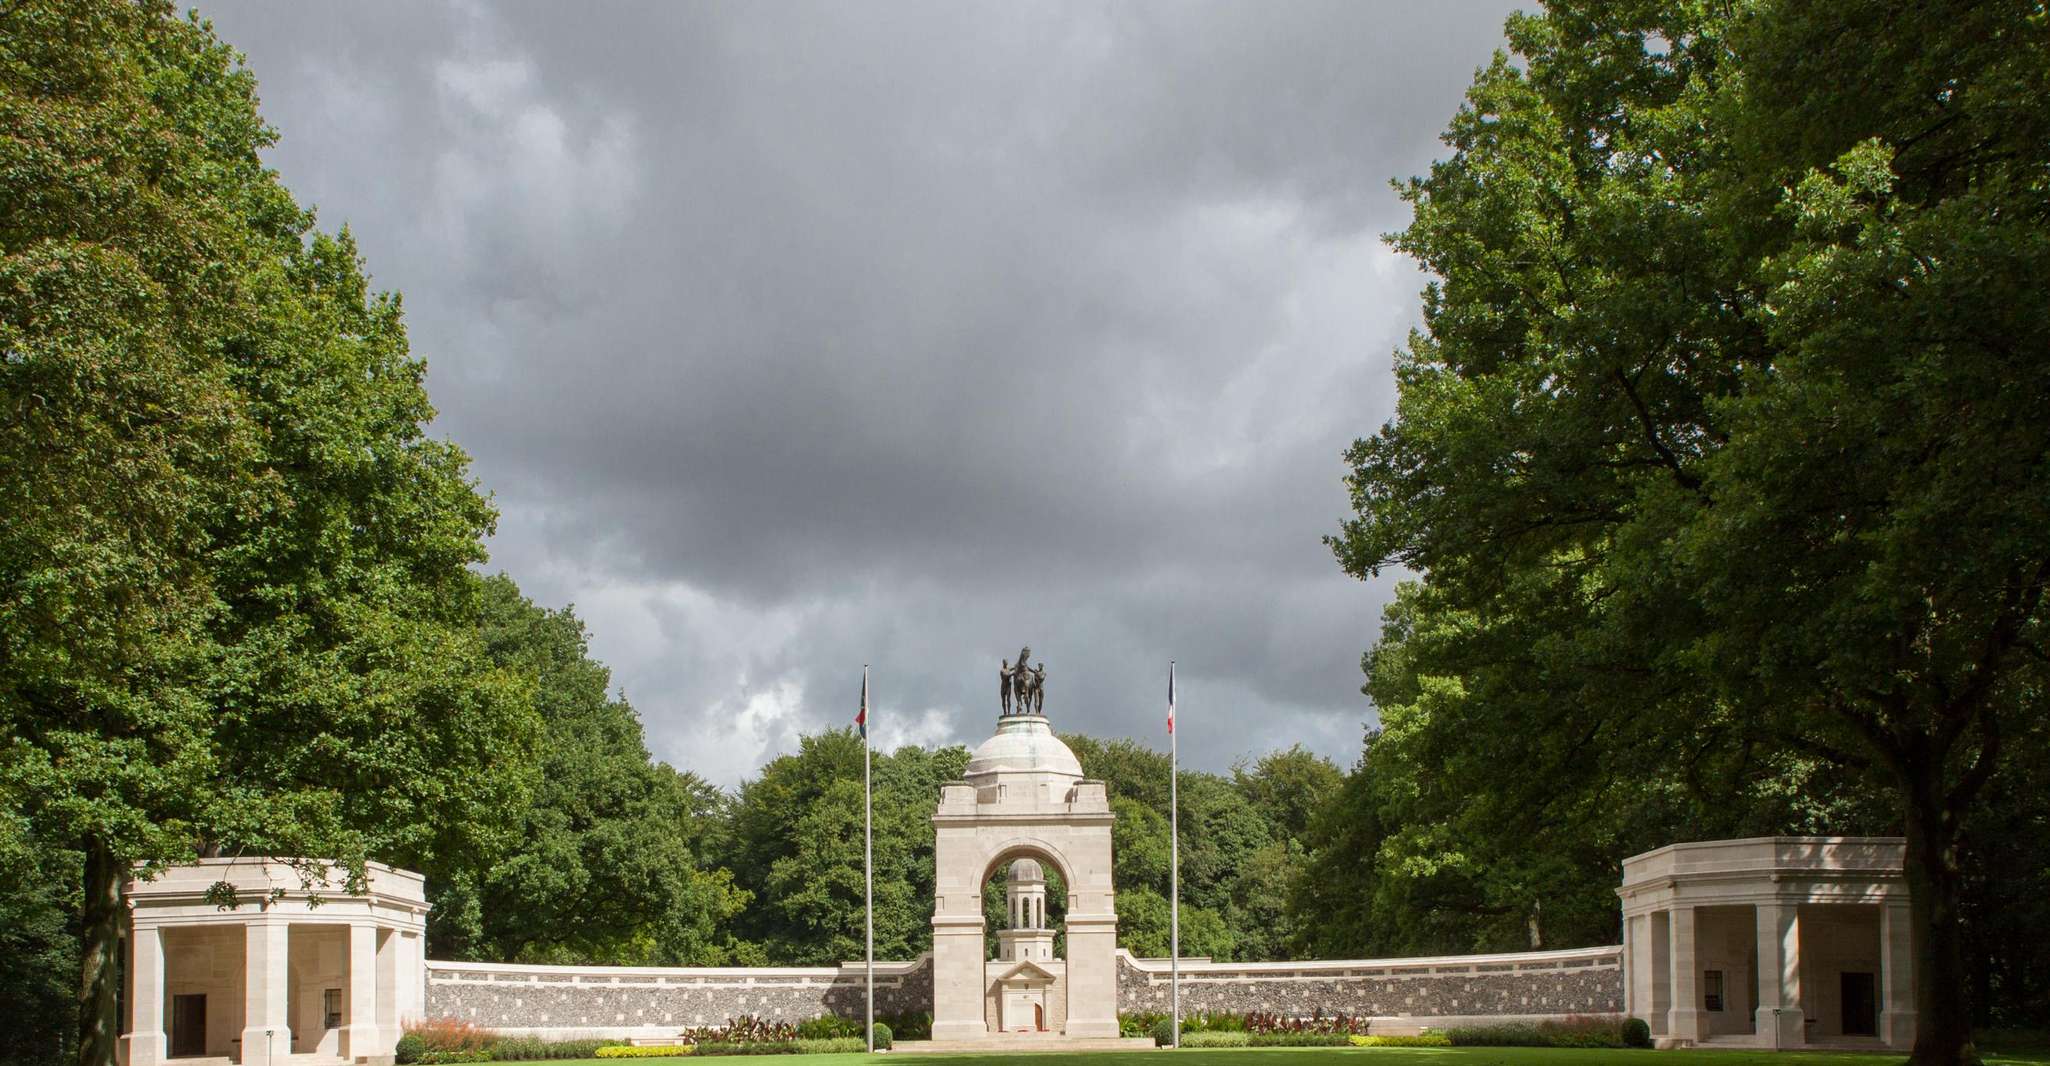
[1232,745,1341,855]
[720,731,969,964]
[430,575,744,966]
[2,6,540,1063]
[2,5,263,1059]
[1332,2,2049,1062]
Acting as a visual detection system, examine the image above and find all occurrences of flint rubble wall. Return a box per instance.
[423,956,932,1040]
[1116,945,1625,1026]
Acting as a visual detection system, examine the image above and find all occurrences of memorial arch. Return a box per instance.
[928,708,1119,1039]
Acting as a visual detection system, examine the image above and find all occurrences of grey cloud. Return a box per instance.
[196,0,1519,784]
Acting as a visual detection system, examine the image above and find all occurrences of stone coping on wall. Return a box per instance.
[429,955,930,984]
[1117,944,1623,979]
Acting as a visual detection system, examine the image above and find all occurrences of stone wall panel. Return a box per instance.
[1116,950,1623,1020]
[425,958,932,1034]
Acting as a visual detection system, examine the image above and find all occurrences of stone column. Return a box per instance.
[1881,901,1916,1049]
[929,912,987,1040]
[376,928,399,1043]
[1754,901,1803,1047]
[1648,910,1672,1036]
[1621,915,1636,1018]
[123,924,169,1066]
[241,919,293,1066]
[1666,906,1707,1044]
[1062,911,1120,1038]
[345,922,381,1061]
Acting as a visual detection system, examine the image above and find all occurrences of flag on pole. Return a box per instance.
[1166,664,1175,735]
[860,665,875,1052]
[1168,660,1180,1049]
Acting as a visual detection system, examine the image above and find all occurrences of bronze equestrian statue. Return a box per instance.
[1000,646,1045,715]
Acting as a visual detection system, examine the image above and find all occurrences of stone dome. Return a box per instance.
[964,715,1084,780]
[1008,858,1045,883]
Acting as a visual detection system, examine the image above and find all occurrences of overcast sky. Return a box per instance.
[193,1,1522,787]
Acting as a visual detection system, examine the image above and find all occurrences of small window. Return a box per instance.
[323,989,343,1030]
[1704,970,1725,1012]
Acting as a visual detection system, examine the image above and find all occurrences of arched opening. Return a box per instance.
[977,846,1070,1034]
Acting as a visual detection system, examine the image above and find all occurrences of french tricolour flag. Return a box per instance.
[855,668,869,740]
[1167,661,1176,735]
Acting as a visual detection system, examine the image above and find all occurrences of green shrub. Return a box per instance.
[1248,1032,1351,1047]
[689,1042,801,1056]
[395,1033,426,1065]
[1350,1034,1453,1047]
[877,1011,930,1041]
[793,1038,864,1054]
[501,1037,611,1061]
[418,1053,492,1064]
[869,1022,891,1051]
[794,1017,861,1040]
[1447,1024,1549,1047]
[1152,1018,1180,1047]
[1119,1011,1166,1038]
[1536,1016,1627,1048]
[1622,1018,1653,1048]
[488,1037,545,1061]
[1180,1031,1250,1048]
[593,1047,692,1058]
[1446,1018,1627,1049]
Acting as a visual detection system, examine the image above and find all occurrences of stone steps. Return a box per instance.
[893,1036,1157,1054]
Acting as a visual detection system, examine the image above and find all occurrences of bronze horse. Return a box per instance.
[1001,646,1044,715]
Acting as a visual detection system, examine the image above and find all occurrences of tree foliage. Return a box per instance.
[2,5,535,1062]
[1328,1,2049,1061]
[428,576,745,967]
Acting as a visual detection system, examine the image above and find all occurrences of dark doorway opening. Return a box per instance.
[170,994,206,1057]
[1841,972,1878,1037]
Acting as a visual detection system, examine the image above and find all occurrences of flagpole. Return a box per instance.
[863,665,875,1054]
[1169,661,1180,1050]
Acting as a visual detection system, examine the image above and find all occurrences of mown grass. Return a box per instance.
[522,1043,2050,1066]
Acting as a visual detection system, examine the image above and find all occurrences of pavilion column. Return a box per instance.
[124,924,169,1066]
[1629,914,1657,1025]
[375,928,399,1048]
[1755,901,1804,1047]
[1648,910,1672,1036]
[1621,916,1633,1016]
[1666,906,1707,1044]
[1881,901,1917,1049]
[241,919,292,1066]
[345,922,381,1060]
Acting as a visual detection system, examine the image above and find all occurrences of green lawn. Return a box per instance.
[532,1047,2050,1066]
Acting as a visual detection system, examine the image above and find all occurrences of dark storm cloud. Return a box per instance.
[196,0,1522,783]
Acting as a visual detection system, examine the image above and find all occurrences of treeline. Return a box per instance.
[412,595,1353,971]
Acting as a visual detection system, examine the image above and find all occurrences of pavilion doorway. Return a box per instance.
[170,995,207,1058]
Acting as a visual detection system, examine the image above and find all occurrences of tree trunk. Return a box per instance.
[1903,773,1979,1066]
[79,837,124,1066]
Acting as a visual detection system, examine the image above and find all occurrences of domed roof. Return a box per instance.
[964,715,1084,780]
[1008,858,1045,883]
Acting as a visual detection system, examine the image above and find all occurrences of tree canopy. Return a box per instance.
[3,4,534,1061]
[1328,1,2049,1062]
